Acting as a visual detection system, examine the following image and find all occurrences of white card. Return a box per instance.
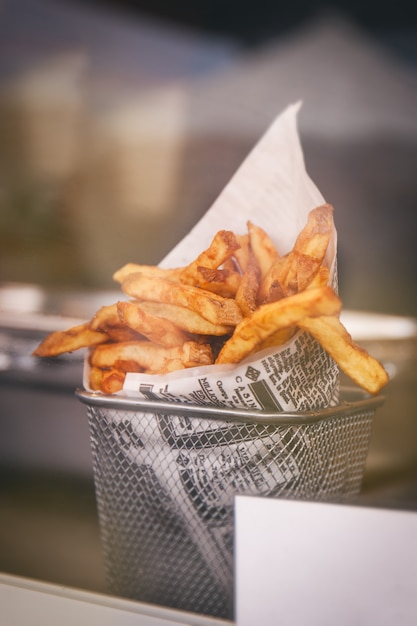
[235,496,417,626]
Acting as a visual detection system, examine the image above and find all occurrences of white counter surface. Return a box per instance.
[0,573,232,626]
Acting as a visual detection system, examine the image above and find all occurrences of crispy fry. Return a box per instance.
[307,264,330,289]
[121,272,243,326]
[89,303,120,331]
[179,230,240,285]
[257,255,288,304]
[89,303,143,342]
[233,233,250,273]
[258,205,333,303]
[281,204,334,294]
[100,370,126,394]
[235,249,261,317]
[257,328,297,351]
[89,365,106,391]
[113,263,181,284]
[117,300,190,348]
[33,206,388,397]
[113,359,144,373]
[89,366,126,394]
[216,286,341,364]
[298,316,389,395]
[194,267,241,298]
[32,322,108,357]
[136,301,234,336]
[293,204,334,259]
[90,340,214,372]
[247,221,280,280]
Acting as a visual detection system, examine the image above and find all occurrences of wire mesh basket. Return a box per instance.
[76,387,384,620]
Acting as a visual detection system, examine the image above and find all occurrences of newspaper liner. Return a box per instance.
[83,102,342,610]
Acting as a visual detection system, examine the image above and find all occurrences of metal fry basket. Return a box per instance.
[76,388,384,620]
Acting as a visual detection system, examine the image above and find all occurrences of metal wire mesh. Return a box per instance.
[80,391,380,620]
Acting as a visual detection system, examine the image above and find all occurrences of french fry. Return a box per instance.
[281,204,334,295]
[89,303,144,342]
[135,301,234,336]
[179,230,240,285]
[89,303,120,331]
[257,328,297,351]
[113,263,181,284]
[32,205,388,397]
[247,221,280,280]
[259,204,334,302]
[216,286,342,364]
[234,249,261,317]
[117,300,190,348]
[90,340,214,372]
[233,233,250,273]
[113,359,144,373]
[307,264,330,289]
[194,267,241,298]
[298,316,389,395]
[32,322,108,357]
[257,255,288,304]
[89,366,126,394]
[121,272,243,326]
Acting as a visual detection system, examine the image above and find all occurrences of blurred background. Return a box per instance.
[0,0,416,314]
[1,0,417,604]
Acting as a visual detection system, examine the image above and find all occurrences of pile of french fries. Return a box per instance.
[33,204,389,396]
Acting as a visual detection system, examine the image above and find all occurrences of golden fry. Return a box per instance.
[258,205,334,303]
[32,322,107,357]
[233,233,250,273]
[235,249,261,317]
[117,300,190,348]
[216,286,341,364]
[307,264,330,289]
[179,230,240,285]
[257,328,297,351]
[89,366,126,394]
[121,272,243,326]
[113,263,181,284]
[247,221,280,280]
[298,316,389,395]
[89,303,143,342]
[282,204,334,294]
[90,340,214,372]
[257,255,288,304]
[135,301,234,336]
[32,206,388,396]
[89,303,120,331]
[194,267,241,298]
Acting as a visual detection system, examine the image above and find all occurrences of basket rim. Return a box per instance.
[75,386,384,426]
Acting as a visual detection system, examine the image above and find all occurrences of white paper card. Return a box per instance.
[235,496,417,626]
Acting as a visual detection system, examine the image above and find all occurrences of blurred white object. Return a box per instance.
[235,496,417,626]
[341,310,417,341]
